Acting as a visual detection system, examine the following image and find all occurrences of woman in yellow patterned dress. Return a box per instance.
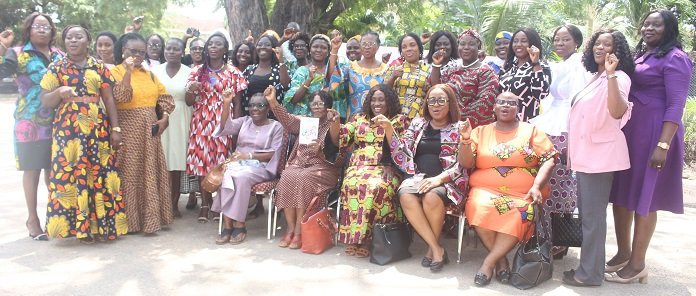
[332,84,409,257]
[111,32,175,234]
[386,32,432,119]
[40,25,127,243]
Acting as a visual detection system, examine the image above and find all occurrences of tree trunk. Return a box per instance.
[270,0,346,35]
[224,0,269,46]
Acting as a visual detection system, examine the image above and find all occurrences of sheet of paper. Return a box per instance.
[299,117,320,145]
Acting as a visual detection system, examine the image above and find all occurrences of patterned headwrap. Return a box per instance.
[261,29,280,41]
[348,35,361,43]
[495,31,513,42]
[310,34,332,51]
[458,29,481,43]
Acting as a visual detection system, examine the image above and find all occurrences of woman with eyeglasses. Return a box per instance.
[387,32,432,119]
[39,25,127,243]
[182,38,205,67]
[284,34,337,117]
[329,32,390,120]
[459,92,557,286]
[285,32,310,77]
[143,34,165,70]
[185,32,248,223]
[387,84,467,273]
[0,12,64,241]
[268,86,343,250]
[111,32,175,234]
[431,29,499,128]
[212,88,284,245]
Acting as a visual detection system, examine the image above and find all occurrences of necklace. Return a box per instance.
[461,59,479,69]
[208,64,224,72]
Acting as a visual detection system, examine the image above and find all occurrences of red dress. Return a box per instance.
[186,65,248,176]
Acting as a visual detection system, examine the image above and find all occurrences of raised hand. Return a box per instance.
[263,85,278,106]
[124,56,136,71]
[308,65,318,80]
[245,30,254,44]
[605,53,619,74]
[459,118,472,141]
[381,52,392,64]
[222,88,235,105]
[527,45,540,64]
[282,28,295,41]
[432,49,446,65]
[420,32,432,44]
[0,29,14,49]
[330,34,342,54]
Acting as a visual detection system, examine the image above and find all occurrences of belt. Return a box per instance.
[64,96,99,103]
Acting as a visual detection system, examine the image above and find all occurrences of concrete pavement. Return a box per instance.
[0,95,694,296]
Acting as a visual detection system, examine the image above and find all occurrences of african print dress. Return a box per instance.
[498,60,550,122]
[386,61,432,119]
[112,64,175,233]
[241,63,286,117]
[440,62,499,128]
[186,65,248,176]
[283,64,347,118]
[40,57,127,239]
[338,114,410,245]
[464,122,557,241]
[330,61,389,119]
[0,43,63,170]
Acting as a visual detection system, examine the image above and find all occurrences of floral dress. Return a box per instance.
[40,57,127,239]
[0,43,63,170]
[186,65,248,176]
[386,61,432,119]
[338,114,410,245]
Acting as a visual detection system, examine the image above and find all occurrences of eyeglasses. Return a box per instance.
[360,41,377,49]
[256,42,273,49]
[495,99,518,107]
[31,24,51,32]
[248,103,268,110]
[310,101,325,107]
[293,44,308,50]
[147,43,161,49]
[427,97,448,106]
[125,47,147,56]
[190,46,204,52]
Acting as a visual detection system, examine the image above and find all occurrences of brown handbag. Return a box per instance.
[201,159,231,193]
[301,196,336,254]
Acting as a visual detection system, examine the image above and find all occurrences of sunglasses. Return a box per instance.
[360,41,377,49]
[495,99,518,107]
[190,46,204,52]
[148,43,161,49]
[248,103,268,110]
[427,97,448,106]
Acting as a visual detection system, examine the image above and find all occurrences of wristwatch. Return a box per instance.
[112,127,122,133]
[656,141,670,150]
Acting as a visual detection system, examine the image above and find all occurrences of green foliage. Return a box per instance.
[685,99,696,164]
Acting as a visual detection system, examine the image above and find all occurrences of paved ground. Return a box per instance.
[0,94,695,296]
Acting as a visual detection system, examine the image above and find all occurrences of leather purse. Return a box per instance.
[551,211,582,247]
[369,222,412,265]
[201,159,231,193]
[509,205,553,290]
[301,196,336,254]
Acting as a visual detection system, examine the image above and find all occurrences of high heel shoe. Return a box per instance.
[605,269,648,284]
[474,272,492,286]
[605,260,629,273]
[429,250,449,273]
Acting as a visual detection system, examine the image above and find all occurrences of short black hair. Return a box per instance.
[635,9,683,58]
[62,25,91,44]
[146,34,166,63]
[362,31,381,45]
[310,90,333,109]
[504,28,543,71]
[362,84,401,119]
[289,32,310,51]
[114,32,146,64]
[553,24,583,49]
[166,37,186,50]
[95,31,117,48]
[426,30,459,63]
[230,41,255,68]
[255,34,280,65]
[582,29,635,74]
[397,32,424,60]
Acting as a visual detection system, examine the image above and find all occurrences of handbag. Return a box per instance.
[369,222,412,265]
[509,205,553,290]
[301,196,336,254]
[551,211,582,247]
[201,159,231,193]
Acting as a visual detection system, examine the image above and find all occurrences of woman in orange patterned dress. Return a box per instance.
[459,92,557,286]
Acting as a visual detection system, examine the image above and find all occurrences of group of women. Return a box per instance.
[0,8,690,288]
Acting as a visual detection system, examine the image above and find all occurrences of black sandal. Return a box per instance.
[229,227,247,245]
[421,257,433,267]
[216,228,233,245]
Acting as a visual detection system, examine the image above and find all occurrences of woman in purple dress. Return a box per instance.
[607,9,693,284]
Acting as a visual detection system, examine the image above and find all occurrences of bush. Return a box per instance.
[684,98,696,165]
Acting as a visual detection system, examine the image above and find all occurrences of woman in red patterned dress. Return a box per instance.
[185,32,248,222]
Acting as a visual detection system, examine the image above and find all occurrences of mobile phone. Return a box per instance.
[151,124,159,136]
[187,27,200,37]
[134,16,144,23]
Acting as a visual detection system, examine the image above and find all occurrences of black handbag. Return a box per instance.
[509,205,553,290]
[551,211,582,247]
[369,222,412,266]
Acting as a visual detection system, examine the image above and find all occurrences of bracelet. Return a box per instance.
[301,83,310,89]
[330,53,338,56]
[607,73,618,79]
[248,152,253,160]
[112,127,122,133]
[432,64,442,68]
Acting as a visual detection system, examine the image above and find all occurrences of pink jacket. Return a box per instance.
[568,70,632,173]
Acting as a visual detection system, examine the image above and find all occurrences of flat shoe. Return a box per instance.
[229,227,247,245]
[355,246,370,258]
[563,270,600,287]
[605,269,648,284]
[288,234,302,249]
[345,245,357,256]
[496,269,510,284]
[278,232,294,248]
[216,228,233,245]
[605,260,629,273]
[185,192,198,210]
[474,272,491,286]
[30,233,48,241]
[429,250,449,273]
[421,257,433,267]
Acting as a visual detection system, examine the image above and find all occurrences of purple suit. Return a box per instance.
[611,48,693,215]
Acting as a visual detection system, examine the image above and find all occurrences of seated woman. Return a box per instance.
[458,92,557,286]
[212,90,284,245]
[266,86,343,250]
[332,84,410,257]
[382,84,467,273]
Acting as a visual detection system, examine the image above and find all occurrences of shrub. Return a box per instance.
[684,98,696,165]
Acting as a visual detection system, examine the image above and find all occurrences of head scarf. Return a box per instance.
[495,31,513,42]
[347,35,361,43]
[261,30,280,41]
[309,34,332,52]
[458,29,481,43]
